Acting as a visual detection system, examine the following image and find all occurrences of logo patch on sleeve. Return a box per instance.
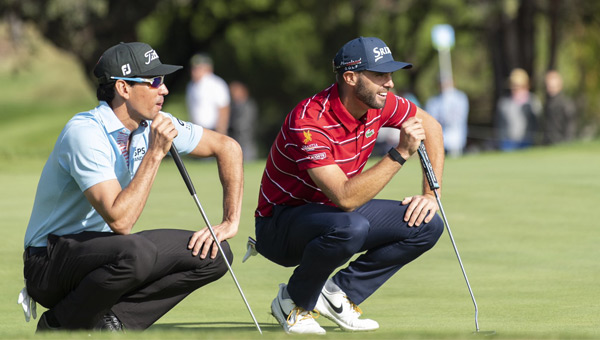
[309,152,327,160]
[301,143,319,152]
[303,130,312,144]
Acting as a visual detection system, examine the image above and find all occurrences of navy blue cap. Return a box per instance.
[333,37,412,74]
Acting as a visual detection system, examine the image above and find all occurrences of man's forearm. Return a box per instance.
[343,155,403,209]
[216,138,243,226]
[309,155,403,212]
[107,149,164,233]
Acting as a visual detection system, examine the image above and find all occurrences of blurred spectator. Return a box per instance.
[228,81,258,161]
[400,90,421,108]
[495,68,542,151]
[186,53,230,134]
[425,78,469,157]
[542,70,576,145]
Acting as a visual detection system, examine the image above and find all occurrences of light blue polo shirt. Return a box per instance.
[24,101,203,248]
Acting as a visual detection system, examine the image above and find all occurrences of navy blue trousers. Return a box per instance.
[255,199,444,310]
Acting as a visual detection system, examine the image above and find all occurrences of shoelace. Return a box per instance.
[286,307,320,326]
[345,296,363,315]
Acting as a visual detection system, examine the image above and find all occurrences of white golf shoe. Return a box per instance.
[271,283,326,335]
[315,283,379,331]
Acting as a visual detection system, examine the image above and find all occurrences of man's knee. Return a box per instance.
[328,212,370,255]
[423,214,445,247]
[210,241,233,279]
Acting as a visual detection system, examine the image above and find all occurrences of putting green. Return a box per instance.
[2,141,599,339]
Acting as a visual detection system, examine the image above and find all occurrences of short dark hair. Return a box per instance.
[96,82,116,102]
[96,80,139,103]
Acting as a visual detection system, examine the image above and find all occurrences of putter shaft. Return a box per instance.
[433,189,480,332]
[190,194,263,334]
[170,145,262,334]
[417,142,480,332]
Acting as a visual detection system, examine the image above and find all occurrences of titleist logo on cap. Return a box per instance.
[144,50,159,65]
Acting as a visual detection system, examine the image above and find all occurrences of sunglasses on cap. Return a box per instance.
[110,75,165,88]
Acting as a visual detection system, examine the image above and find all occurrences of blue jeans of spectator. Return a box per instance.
[500,139,532,151]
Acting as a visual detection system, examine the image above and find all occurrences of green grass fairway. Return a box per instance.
[2,142,600,339]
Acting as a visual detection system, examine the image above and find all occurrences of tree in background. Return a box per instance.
[2,0,599,154]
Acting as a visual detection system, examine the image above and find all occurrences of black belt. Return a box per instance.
[24,246,46,258]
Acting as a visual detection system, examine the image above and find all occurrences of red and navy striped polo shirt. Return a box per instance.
[255,83,416,217]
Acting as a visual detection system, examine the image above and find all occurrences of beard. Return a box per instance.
[355,76,386,109]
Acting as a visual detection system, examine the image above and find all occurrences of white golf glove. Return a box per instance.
[17,285,37,322]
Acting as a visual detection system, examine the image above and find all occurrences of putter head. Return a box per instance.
[242,236,258,263]
[473,330,496,336]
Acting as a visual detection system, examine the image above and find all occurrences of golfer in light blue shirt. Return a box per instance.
[25,103,202,248]
[22,42,243,332]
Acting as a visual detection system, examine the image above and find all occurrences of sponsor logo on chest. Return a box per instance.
[133,147,146,162]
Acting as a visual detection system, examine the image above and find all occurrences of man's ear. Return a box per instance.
[114,80,131,100]
[343,71,359,86]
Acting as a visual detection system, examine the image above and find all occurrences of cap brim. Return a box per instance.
[137,64,183,77]
[367,61,412,73]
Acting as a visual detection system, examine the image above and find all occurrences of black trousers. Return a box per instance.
[23,229,232,330]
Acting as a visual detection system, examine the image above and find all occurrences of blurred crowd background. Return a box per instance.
[1,0,599,158]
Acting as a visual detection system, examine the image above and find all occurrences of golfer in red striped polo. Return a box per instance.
[254,37,445,334]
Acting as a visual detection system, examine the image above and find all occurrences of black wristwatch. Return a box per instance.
[387,148,406,165]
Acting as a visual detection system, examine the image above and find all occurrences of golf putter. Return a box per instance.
[169,144,262,334]
[417,141,494,335]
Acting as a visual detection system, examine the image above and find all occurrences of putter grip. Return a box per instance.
[417,141,440,190]
[170,144,197,196]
